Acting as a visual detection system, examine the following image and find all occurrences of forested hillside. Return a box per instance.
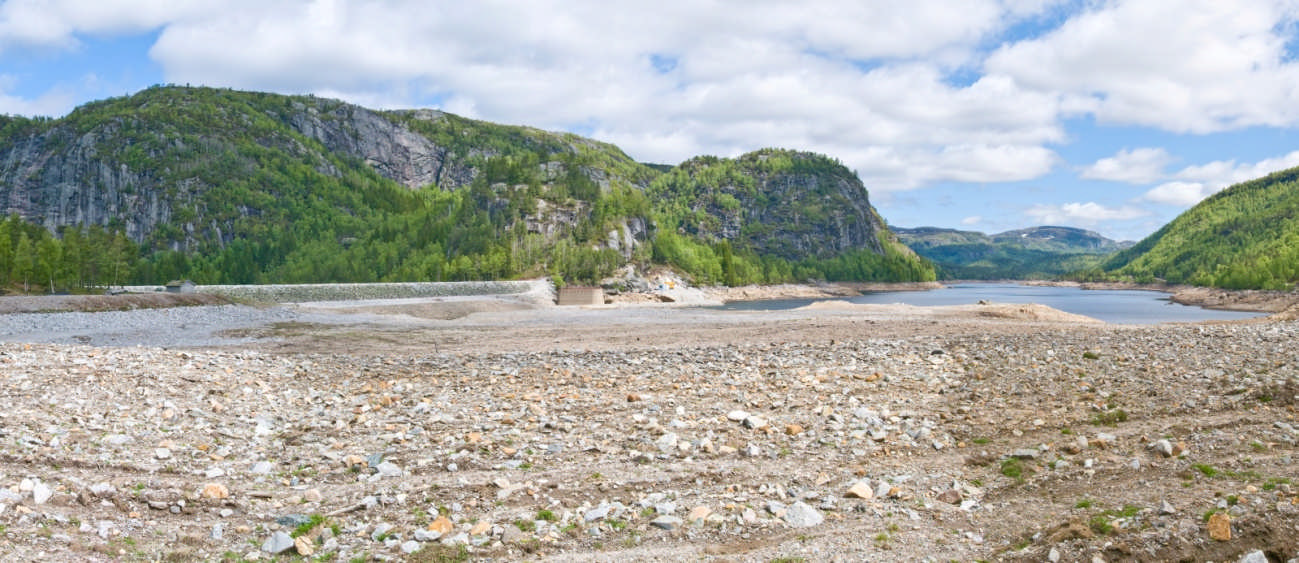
[1092,166,1299,289]
[895,225,1128,280]
[0,86,930,292]
[648,150,933,285]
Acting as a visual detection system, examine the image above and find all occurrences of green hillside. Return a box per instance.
[1094,166,1299,289]
[0,86,930,292]
[895,226,1127,280]
[646,149,934,285]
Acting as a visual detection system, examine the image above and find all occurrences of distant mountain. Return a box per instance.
[894,225,1129,280]
[0,85,931,291]
[1096,166,1299,289]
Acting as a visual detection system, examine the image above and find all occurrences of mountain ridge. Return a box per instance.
[1094,166,1299,289]
[0,85,932,290]
[893,225,1129,280]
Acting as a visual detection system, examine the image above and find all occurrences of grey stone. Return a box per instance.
[655,432,679,452]
[401,540,421,554]
[261,531,295,554]
[414,529,442,542]
[276,514,312,528]
[1152,439,1174,457]
[32,481,52,504]
[250,461,274,475]
[650,515,684,530]
[371,522,394,541]
[584,504,612,522]
[375,461,403,477]
[1011,449,1039,459]
[783,502,823,528]
[1237,551,1268,563]
[501,524,524,544]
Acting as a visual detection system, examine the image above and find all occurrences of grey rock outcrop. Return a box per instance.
[285,104,477,189]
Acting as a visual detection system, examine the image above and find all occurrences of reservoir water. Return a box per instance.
[714,283,1268,324]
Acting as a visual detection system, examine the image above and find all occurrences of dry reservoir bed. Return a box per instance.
[0,300,1298,562]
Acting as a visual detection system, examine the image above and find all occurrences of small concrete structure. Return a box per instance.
[557,286,604,306]
[164,279,197,294]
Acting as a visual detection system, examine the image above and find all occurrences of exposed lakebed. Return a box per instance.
[713,282,1268,324]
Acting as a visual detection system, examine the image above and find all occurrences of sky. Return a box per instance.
[2,0,1299,242]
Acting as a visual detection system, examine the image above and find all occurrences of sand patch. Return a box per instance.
[799,299,1103,323]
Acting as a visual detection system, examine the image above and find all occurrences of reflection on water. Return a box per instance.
[710,283,1267,324]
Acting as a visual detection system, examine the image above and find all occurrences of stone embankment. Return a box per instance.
[1,310,1297,561]
[122,280,554,304]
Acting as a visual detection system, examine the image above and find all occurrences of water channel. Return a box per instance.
[713,283,1268,324]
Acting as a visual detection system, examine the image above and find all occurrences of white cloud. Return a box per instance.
[5,0,1299,207]
[136,0,1070,190]
[961,215,983,226]
[1025,202,1148,225]
[986,0,1299,132]
[1081,147,1172,184]
[1174,150,1299,187]
[1141,150,1299,205]
[0,75,77,115]
[0,0,207,51]
[1141,181,1214,206]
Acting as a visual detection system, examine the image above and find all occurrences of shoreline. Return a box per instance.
[1023,280,1299,314]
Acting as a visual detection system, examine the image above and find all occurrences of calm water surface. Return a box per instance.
[714,283,1267,324]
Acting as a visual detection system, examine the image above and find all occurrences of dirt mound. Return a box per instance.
[798,300,1103,323]
[332,298,541,320]
[966,302,1103,323]
[1268,302,1299,321]
[0,292,229,314]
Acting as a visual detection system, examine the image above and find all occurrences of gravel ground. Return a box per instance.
[0,297,1297,562]
[0,304,373,348]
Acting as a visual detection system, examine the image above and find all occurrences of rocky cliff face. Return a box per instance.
[0,122,182,246]
[284,104,478,189]
[0,87,643,251]
[653,149,894,261]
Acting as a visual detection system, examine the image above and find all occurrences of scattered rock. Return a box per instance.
[743,415,768,430]
[1237,550,1268,563]
[32,481,52,505]
[1151,439,1174,457]
[428,517,454,534]
[201,483,229,500]
[294,535,314,556]
[935,489,962,505]
[783,502,823,528]
[846,481,874,499]
[1207,512,1231,541]
[651,515,683,530]
[686,505,711,523]
[261,532,295,554]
